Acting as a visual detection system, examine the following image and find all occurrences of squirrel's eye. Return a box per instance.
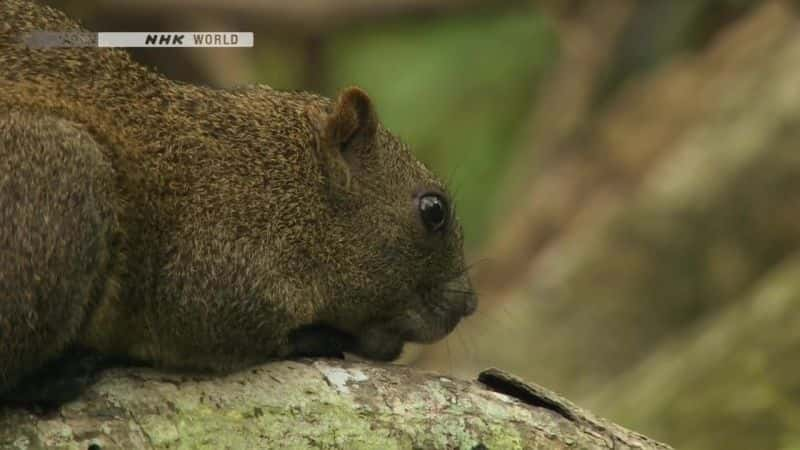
[418,193,448,232]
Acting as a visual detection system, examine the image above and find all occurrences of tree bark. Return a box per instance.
[0,361,670,449]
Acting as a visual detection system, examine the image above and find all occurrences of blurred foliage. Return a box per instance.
[251,39,309,91]
[254,9,558,249]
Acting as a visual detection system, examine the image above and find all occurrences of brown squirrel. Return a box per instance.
[0,1,476,399]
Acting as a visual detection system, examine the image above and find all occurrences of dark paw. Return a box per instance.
[288,324,357,359]
[0,348,132,411]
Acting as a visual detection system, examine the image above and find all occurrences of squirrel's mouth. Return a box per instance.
[287,275,476,361]
[353,274,476,360]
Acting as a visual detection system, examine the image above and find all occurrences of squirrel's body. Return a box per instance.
[0,1,475,395]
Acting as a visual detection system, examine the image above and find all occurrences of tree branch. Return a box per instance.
[0,360,670,449]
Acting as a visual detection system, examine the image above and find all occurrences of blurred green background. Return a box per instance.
[42,1,800,448]
[325,11,555,249]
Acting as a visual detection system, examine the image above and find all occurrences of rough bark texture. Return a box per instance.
[0,361,670,450]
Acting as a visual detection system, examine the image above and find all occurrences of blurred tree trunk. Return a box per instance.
[423,1,800,448]
[485,0,800,394]
[480,0,761,295]
[482,0,635,290]
[587,252,800,450]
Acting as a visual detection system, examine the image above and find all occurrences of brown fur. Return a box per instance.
[0,0,476,393]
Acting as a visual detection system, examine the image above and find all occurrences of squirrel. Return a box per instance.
[0,0,476,399]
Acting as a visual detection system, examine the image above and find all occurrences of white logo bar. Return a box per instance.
[97,32,253,48]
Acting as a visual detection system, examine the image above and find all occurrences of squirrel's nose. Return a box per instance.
[462,290,477,316]
[445,275,477,317]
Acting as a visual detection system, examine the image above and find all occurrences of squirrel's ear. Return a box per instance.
[307,87,378,190]
[325,87,378,149]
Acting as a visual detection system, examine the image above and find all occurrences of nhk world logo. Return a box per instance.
[22,32,253,48]
[102,32,252,47]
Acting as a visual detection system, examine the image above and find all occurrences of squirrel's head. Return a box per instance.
[298,87,477,361]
